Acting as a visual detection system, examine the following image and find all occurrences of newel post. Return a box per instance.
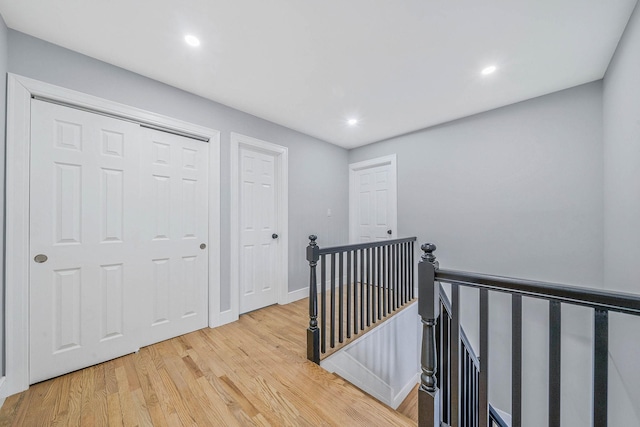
[307,235,320,364]
[418,243,439,427]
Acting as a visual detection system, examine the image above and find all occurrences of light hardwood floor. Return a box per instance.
[0,298,416,426]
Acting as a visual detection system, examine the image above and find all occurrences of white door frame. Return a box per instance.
[348,154,398,243]
[2,74,221,398]
[228,132,288,324]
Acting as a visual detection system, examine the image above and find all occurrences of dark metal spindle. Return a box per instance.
[390,245,394,314]
[377,246,382,320]
[392,244,397,310]
[330,253,336,348]
[338,252,344,343]
[360,249,364,330]
[593,309,609,427]
[320,254,326,354]
[372,246,377,323]
[411,241,415,300]
[404,242,408,304]
[366,247,371,327]
[396,243,401,307]
[441,305,451,424]
[451,284,461,427]
[400,243,405,305]
[346,251,352,339]
[549,301,561,426]
[382,246,387,317]
[479,289,489,427]
[512,294,523,427]
[354,250,359,335]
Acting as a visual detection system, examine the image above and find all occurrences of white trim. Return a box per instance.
[230,132,289,318]
[287,287,309,304]
[348,154,398,243]
[0,377,6,408]
[3,74,222,396]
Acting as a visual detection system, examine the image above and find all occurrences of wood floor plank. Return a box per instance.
[0,298,415,426]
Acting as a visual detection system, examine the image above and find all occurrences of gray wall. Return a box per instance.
[349,82,604,426]
[7,30,349,312]
[603,2,640,425]
[349,82,604,285]
[0,14,7,377]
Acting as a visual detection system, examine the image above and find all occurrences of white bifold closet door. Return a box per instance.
[29,100,208,384]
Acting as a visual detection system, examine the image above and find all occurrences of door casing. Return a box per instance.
[229,132,288,323]
[3,73,221,397]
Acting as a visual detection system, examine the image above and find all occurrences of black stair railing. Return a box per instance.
[306,235,417,364]
[418,243,640,427]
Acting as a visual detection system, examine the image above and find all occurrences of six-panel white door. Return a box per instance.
[29,100,141,383]
[239,147,280,313]
[138,128,209,347]
[29,101,210,383]
[350,158,398,243]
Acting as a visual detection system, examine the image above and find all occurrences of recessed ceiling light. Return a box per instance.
[347,118,358,126]
[481,65,497,76]
[184,35,200,47]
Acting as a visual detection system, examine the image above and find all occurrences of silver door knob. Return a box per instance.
[272,233,279,239]
[34,254,48,263]
[200,243,206,250]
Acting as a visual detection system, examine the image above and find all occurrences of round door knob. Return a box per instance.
[387,230,392,235]
[200,243,207,250]
[272,233,279,239]
[34,254,48,263]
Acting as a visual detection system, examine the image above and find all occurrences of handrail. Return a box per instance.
[418,242,627,427]
[317,236,417,255]
[436,268,640,316]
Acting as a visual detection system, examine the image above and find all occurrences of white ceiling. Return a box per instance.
[0,0,636,148]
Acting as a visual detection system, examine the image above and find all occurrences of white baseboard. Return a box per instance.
[286,287,309,303]
[0,376,6,405]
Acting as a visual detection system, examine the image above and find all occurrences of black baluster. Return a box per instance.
[346,251,352,339]
[410,241,415,300]
[382,245,387,317]
[372,246,377,324]
[366,247,371,327]
[593,309,608,427]
[338,252,344,343]
[330,253,336,348]
[549,301,561,426]
[512,294,523,427]
[321,253,326,354]
[377,246,381,320]
[354,250,359,335]
[360,248,364,330]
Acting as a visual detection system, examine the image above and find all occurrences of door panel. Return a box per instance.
[138,128,209,347]
[29,100,140,383]
[239,147,279,313]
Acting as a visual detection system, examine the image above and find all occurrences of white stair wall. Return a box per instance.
[321,302,420,409]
